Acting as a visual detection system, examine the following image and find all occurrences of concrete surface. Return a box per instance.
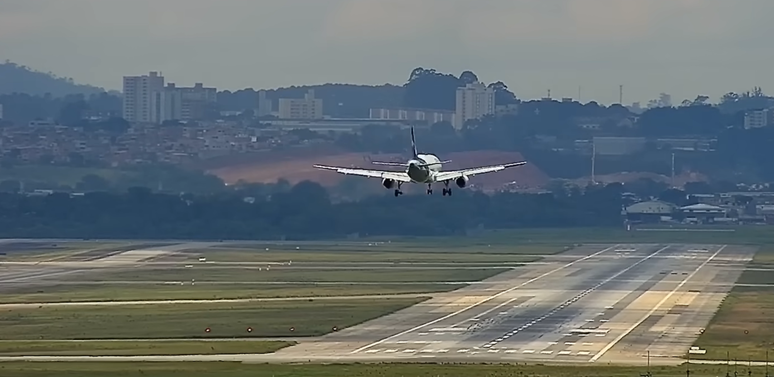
[0,242,757,366]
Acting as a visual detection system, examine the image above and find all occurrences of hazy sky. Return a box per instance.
[1,0,772,104]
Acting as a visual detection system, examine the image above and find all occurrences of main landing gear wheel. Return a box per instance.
[394,189,403,197]
[442,188,452,196]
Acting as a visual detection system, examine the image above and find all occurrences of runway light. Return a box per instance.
[332,326,338,332]
[205,327,211,333]
[744,330,749,334]
[289,327,295,332]
[247,327,253,333]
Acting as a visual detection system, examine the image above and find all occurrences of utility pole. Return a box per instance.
[767,349,770,377]
[591,137,597,185]
[727,351,731,377]
[671,152,676,188]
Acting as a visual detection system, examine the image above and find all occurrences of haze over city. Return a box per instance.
[1,0,773,104]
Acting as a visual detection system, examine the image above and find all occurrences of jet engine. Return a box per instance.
[455,175,469,188]
[382,178,396,189]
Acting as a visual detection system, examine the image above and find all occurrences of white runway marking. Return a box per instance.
[351,245,622,354]
[589,245,726,362]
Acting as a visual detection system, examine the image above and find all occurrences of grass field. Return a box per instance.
[0,362,764,377]
[90,266,509,283]
[0,297,425,340]
[0,283,455,303]
[0,340,293,356]
[692,247,774,361]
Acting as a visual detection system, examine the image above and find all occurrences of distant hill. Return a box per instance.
[0,61,106,97]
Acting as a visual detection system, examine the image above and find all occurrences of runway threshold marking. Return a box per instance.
[483,245,671,349]
[350,244,623,354]
[588,245,726,363]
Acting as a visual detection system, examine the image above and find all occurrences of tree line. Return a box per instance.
[0,181,626,240]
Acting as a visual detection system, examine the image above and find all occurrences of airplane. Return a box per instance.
[313,127,527,197]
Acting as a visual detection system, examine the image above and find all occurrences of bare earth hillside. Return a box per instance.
[206,149,550,190]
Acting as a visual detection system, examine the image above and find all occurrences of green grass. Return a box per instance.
[90,266,508,283]
[0,283,456,303]
[0,362,765,377]
[0,340,293,356]
[0,298,425,340]
[692,248,774,361]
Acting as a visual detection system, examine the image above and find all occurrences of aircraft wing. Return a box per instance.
[313,165,413,182]
[434,161,527,182]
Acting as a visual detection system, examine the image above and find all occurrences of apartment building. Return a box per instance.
[278,89,323,119]
[454,82,495,129]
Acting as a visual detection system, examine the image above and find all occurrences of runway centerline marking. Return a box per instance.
[589,244,726,363]
[483,245,671,348]
[350,244,622,354]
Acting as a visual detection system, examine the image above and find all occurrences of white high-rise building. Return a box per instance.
[454,82,495,129]
[122,71,165,123]
[278,89,323,119]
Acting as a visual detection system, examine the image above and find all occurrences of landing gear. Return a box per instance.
[394,182,404,197]
[442,180,452,196]
[427,183,433,195]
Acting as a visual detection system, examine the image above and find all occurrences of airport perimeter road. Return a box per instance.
[261,243,754,365]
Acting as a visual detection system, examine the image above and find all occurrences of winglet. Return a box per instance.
[410,126,418,158]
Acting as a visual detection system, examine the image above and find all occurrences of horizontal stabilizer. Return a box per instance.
[371,161,408,167]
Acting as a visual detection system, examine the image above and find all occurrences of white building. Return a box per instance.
[454,82,495,129]
[0,103,3,120]
[122,71,165,123]
[278,89,323,119]
[256,90,273,117]
[744,109,771,129]
[369,107,454,124]
[159,84,183,122]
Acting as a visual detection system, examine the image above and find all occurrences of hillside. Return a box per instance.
[206,148,550,191]
[0,61,106,96]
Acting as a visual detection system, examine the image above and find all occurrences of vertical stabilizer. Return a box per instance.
[410,126,418,158]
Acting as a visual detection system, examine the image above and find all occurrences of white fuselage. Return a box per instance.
[406,154,443,183]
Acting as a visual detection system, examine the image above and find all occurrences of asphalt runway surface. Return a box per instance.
[0,241,757,366]
[258,243,755,365]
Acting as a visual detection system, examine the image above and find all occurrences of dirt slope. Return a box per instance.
[207,150,549,189]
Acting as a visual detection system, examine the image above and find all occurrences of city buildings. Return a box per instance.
[744,109,772,129]
[369,107,454,124]
[122,71,165,123]
[454,82,495,129]
[122,72,217,124]
[278,89,323,119]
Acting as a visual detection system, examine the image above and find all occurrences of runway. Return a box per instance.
[0,242,757,365]
[259,243,754,365]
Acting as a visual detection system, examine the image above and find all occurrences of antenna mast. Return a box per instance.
[619,85,624,104]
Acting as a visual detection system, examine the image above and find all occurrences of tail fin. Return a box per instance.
[410,126,418,158]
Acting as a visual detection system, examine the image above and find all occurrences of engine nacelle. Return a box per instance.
[455,175,469,188]
[382,178,396,189]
